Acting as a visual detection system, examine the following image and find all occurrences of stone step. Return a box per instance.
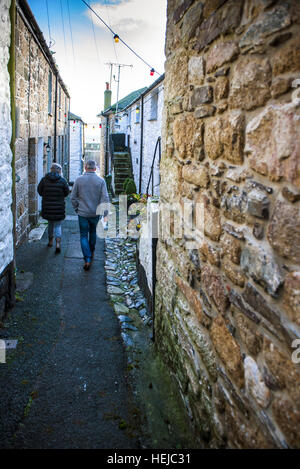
[114,162,130,167]
[115,174,130,182]
[114,160,130,166]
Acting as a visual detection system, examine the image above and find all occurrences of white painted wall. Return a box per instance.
[0,0,14,275]
[119,81,164,195]
[138,200,159,294]
[69,120,83,183]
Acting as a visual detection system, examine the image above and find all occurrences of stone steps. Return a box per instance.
[113,151,133,195]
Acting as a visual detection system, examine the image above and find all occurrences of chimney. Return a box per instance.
[104,82,112,111]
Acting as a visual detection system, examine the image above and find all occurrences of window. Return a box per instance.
[149,89,158,121]
[48,71,53,115]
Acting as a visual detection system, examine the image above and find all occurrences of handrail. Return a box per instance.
[146,136,161,196]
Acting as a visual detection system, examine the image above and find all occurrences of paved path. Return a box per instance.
[0,199,140,449]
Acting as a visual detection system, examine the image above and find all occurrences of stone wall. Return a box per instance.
[15,8,70,243]
[155,0,300,448]
[0,0,15,318]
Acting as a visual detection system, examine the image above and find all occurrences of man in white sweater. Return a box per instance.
[71,160,109,270]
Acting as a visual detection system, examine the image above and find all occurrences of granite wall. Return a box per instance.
[155,0,300,448]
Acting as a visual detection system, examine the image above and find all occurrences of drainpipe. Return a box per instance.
[138,95,144,194]
[53,72,58,162]
[105,115,109,175]
[8,0,16,306]
[82,119,85,169]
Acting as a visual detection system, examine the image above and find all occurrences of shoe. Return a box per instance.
[55,238,61,254]
[48,237,53,247]
[83,262,91,271]
[91,252,95,262]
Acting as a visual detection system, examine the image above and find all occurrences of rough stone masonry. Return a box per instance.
[155,0,300,448]
[0,0,14,319]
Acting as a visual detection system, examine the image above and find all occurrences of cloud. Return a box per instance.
[89,0,166,35]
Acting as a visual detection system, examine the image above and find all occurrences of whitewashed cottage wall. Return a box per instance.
[0,0,14,277]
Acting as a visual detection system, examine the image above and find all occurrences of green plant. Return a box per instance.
[125,179,137,195]
[123,177,131,191]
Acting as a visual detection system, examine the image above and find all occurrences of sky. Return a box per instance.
[27,0,167,123]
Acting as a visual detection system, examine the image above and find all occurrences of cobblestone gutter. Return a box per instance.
[104,233,201,449]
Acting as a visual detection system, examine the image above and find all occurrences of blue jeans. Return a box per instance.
[78,215,100,262]
[48,221,62,239]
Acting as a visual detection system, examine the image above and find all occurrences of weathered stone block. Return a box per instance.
[271,77,292,99]
[267,200,300,263]
[175,274,203,322]
[188,56,205,85]
[247,188,270,219]
[196,0,243,51]
[194,105,216,118]
[201,265,229,314]
[165,49,188,100]
[180,2,203,43]
[272,397,300,448]
[223,258,245,287]
[210,316,244,387]
[263,337,300,402]
[229,56,271,111]
[222,190,247,223]
[222,111,245,164]
[234,311,262,356]
[244,356,271,409]
[173,113,195,160]
[191,86,213,106]
[239,3,292,52]
[199,242,220,267]
[283,271,300,327]
[282,186,300,203]
[220,232,241,265]
[173,0,195,24]
[199,194,222,242]
[182,163,209,187]
[272,36,300,76]
[184,313,218,380]
[205,111,245,164]
[206,41,239,74]
[224,402,274,448]
[245,103,300,189]
[214,77,229,101]
[204,116,223,160]
[229,288,260,324]
[241,245,284,297]
[159,157,182,202]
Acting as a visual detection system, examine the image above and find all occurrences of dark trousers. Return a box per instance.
[78,215,100,262]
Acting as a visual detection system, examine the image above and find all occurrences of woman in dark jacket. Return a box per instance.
[37,163,69,253]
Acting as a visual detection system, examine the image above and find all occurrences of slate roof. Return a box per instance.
[99,87,147,116]
[68,111,84,122]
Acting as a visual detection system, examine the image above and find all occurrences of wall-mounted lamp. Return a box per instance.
[114,34,119,43]
[136,107,140,114]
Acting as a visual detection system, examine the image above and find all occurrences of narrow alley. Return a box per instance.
[0,200,141,449]
[0,199,198,450]
[1,0,300,451]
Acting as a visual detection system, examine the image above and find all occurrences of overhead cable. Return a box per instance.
[81,0,161,76]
